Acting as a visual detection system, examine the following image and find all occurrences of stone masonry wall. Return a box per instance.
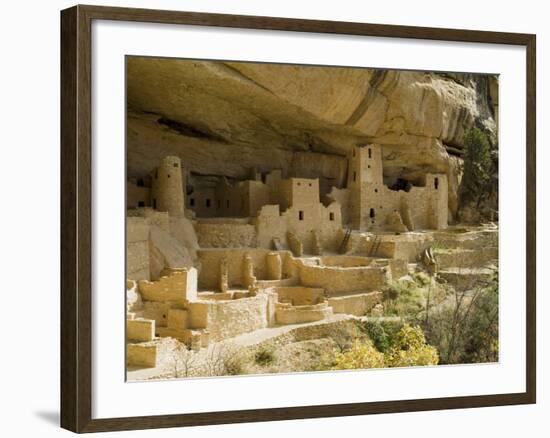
[195,222,257,248]
[138,268,198,303]
[197,249,294,290]
[127,217,150,281]
[188,293,269,342]
[298,262,389,294]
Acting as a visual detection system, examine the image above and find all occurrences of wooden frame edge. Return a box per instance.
[525,33,536,405]
[61,5,78,432]
[60,4,537,433]
[61,5,93,432]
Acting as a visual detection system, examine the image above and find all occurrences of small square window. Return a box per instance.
[138,201,145,208]
[173,163,178,168]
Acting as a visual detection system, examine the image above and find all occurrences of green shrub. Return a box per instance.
[362,320,403,353]
[329,325,438,370]
[413,272,431,287]
[384,325,439,367]
[331,339,385,370]
[383,279,426,317]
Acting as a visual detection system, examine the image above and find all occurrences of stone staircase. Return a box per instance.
[435,247,498,270]
[434,232,497,289]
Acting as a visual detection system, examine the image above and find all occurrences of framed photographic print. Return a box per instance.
[60,4,536,433]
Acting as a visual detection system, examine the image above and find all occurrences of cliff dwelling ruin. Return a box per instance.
[125,57,499,378]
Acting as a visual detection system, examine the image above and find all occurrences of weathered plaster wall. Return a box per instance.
[187,187,217,218]
[127,181,151,209]
[349,232,434,262]
[195,221,256,248]
[327,291,383,316]
[187,173,276,219]
[274,286,325,306]
[244,180,272,216]
[127,343,157,368]
[254,202,342,254]
[298,262,389,294]
[138,268,198,303]
[275,302,332,325]
[187,293,270,341]
[320,255,373,267]
[127,217,150,281]
[254,205,287,249]
[127,318,156,342]
[326,186,351,226]
[139,301,172,328]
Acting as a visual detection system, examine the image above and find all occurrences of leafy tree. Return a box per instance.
[384,325,439,367]
[330,325,439,370]
[331,339,385,370]
[461,127,493,208]
[422,268,499,364]
[362,320,402,353]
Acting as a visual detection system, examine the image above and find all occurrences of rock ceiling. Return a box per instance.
[126,56,498,216]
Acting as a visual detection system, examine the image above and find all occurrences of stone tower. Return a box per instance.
[348,144,384,229]
[347,144,383,188]
[426,173,449,229]
[150,156,185,216]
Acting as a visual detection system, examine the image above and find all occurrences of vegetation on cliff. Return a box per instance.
[326,325,439,371]
[459,127,498,221]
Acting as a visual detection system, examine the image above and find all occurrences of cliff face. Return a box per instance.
[127,57,498,220]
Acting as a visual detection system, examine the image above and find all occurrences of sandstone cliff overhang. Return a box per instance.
[127,57,498,218]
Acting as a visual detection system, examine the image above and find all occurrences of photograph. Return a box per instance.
[125,57,500,380]
[0,0,542,435]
